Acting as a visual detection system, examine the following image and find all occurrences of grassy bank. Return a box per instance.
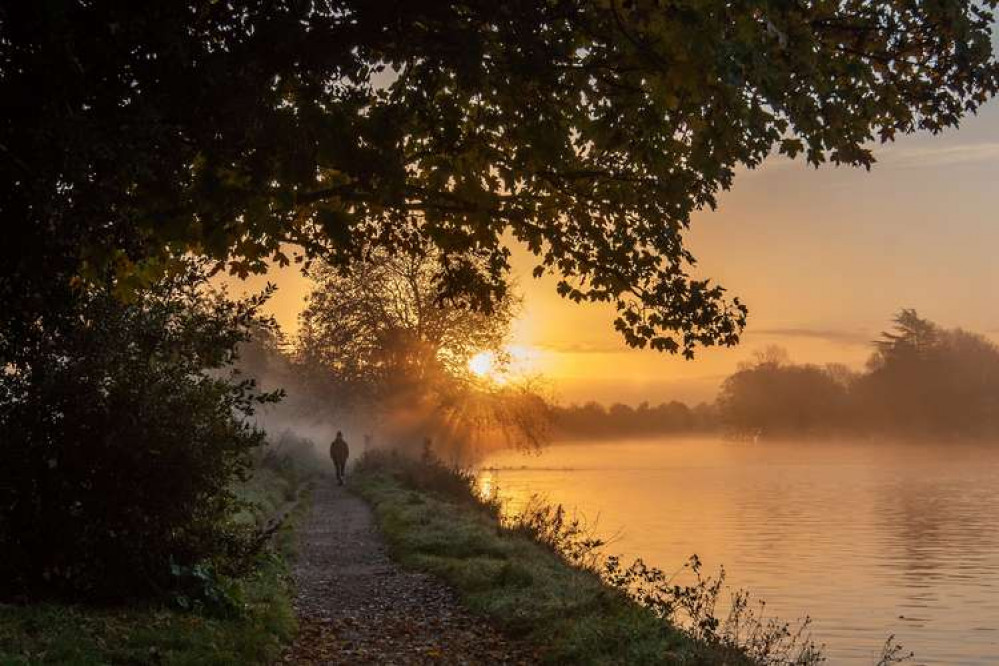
[354,452,781,665]
[0,463,308,666]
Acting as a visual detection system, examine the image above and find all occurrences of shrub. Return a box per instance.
[0,263,279,600]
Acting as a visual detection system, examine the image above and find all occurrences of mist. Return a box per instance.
[234,249,553,468]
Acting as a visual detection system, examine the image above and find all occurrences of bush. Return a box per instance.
[0,264,279,600]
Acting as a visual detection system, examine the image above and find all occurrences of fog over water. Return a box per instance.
[478,438,999,665]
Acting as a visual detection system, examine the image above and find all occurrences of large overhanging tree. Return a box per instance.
[2,1,997,357]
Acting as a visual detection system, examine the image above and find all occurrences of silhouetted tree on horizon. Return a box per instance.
[718,349,850,438]
[717,311,999,440]
[856,310,999,438]
[552,399,713,438]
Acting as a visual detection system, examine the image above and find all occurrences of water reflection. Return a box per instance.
[479,439,999,665]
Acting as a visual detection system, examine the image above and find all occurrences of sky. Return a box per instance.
[230,101,999,407]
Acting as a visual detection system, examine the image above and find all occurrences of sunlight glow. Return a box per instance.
[468,345,545,384]
[468,351,497,379]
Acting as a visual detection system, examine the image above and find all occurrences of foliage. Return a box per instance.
[4,2,997,355]
[875,636,914,666]
[552,400,717,438]
[600,556,823,665]
[0,263,280,600]
[0,561,292,666]
[297,249,552,457]
[168,561,248,619]
[871,309,941,365]
[0,462,305,666]
[718,310,999,440]
[855,310,999,437]
[718,355,851,438]
[508,500,607,571]
[298,247,515,396]
[355,447,497,513]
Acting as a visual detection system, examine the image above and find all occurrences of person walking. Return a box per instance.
[329,431,349,485]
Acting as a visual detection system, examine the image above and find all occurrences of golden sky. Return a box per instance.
[228,102,999,406]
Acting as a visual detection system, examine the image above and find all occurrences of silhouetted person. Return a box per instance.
[329,431,349,485]
[421,437,434,465]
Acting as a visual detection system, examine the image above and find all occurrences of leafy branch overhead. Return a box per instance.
[2,1,997,355]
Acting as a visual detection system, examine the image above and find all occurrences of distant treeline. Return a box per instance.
[719,310,999,440]
[555,310,999,442]
[552,401,718,438]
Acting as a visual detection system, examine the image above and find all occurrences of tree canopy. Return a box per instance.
[3,1,997,356]
[718,352,851,437]
[298,247,515,393]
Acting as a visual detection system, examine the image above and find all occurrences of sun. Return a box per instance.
[467,345,544,383]
[468,351,497,379]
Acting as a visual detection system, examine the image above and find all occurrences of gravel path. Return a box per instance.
[280,479,537,665]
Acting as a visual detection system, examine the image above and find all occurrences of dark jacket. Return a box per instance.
[330,436,349,464]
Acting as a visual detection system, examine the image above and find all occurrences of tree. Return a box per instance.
[739,345,791,371]
[0,263,278,600]
[718,348,849,437]
[297,248,548,455]
[870,308,941,367]
[552,399,702,438]
[3,1,996,358]
[716,312,999,440]
[298,247,516,396]
[856,309,999,437]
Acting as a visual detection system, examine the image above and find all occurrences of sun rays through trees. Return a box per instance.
[289,247,551,460]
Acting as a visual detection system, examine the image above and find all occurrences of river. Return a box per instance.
[477,438,999,665]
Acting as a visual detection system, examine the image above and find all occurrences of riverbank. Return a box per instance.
[0,464,304,666]
[1,447,833,665]
[353,451,789,665]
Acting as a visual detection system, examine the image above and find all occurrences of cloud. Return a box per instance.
[739,141,999,177]
[540,327,877,353]
[877,142,999,169]
[538,341,628,354]
[752,327,873,346]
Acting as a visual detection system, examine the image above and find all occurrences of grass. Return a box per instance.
[0,461,309,666]
[0,558,293,666]
[353,453,757,665]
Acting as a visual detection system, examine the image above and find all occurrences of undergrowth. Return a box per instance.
[0,449,311,666]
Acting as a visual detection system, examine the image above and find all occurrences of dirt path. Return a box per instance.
[281,479,536,665]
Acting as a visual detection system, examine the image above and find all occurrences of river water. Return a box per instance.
[477,438,999,665]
